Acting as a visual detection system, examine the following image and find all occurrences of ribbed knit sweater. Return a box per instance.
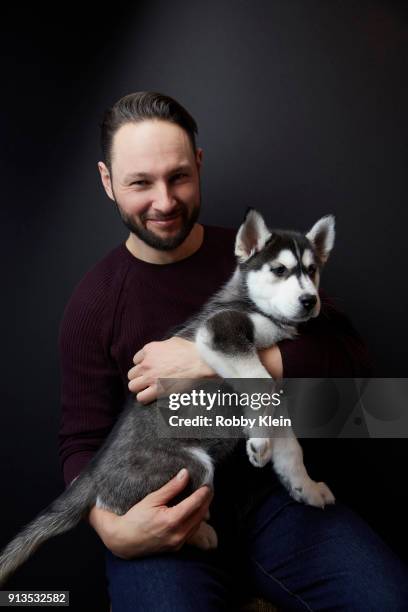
[58,225,371,487]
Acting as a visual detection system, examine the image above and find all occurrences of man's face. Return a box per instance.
[99,120,202,251]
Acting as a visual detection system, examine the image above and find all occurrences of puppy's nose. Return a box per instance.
[299,294,317,311]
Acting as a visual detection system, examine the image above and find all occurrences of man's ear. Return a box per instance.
[98,161,115,201]
[235,209,272,263]
[306,215,335,263]
[195,148,203,172]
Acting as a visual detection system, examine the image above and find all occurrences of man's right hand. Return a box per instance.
[87,468,213,559]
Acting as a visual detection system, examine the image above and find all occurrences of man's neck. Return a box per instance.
[125,223,204,264]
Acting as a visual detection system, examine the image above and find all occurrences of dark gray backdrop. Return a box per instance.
[1,1,407,609]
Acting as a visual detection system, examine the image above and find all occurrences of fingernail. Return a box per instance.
[177,468,187,480]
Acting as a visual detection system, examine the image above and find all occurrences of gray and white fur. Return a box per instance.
[0,210,335,585]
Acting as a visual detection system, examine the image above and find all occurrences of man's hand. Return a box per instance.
[128,337,284,404]
[128,337,214,404]
[88,468,213,559]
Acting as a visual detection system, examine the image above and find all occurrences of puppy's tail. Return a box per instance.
[0,472,95,586]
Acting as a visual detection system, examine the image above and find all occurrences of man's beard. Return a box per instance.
[114,200,201,251]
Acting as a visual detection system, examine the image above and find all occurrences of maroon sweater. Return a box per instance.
[58,225,371,486]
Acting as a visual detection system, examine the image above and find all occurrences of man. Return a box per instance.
[59,91,408,610]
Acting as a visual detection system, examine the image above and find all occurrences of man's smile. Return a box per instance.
[145,213,182,230]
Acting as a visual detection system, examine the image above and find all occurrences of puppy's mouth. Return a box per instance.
[293,305,320,322]
[276,305,320,325]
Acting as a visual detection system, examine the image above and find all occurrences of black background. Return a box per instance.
[1,1,407,609]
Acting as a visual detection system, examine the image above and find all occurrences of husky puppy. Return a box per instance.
[0,210,335,585]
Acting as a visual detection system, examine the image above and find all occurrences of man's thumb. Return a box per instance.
[149,468,189,505]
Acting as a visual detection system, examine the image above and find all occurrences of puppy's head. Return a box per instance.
[235,209,335,323]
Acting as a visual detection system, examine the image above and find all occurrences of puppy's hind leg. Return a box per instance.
[184,446,218,551]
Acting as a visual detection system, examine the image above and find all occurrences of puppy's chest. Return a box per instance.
[249,312,295,348]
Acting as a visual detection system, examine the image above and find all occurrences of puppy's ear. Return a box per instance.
[306,215,335,263]
[235,209,272,262]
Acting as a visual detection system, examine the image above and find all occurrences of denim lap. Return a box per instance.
[105,483,408,611]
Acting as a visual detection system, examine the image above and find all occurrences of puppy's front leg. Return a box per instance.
[249,431,335,508]
[195,311,272,379]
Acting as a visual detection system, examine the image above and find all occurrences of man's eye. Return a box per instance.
[171,173,187,182]
[272,265,287,277]
[132,180,148,187]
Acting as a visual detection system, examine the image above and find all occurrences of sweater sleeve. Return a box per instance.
[279,292,373,378]
[58,277,125,487]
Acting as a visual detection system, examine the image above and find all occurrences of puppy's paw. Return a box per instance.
[187,522,218,550]
[246,438,272,468]
[291,480,335,508]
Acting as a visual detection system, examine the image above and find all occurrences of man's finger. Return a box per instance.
[169,486,213,524]
[136,384,157,404]
[148,468,190,505]
[127,364,142,380]
[133,349,144,364]
[178,501,212,541]
[183,518,203,544]
[128,376,145,393]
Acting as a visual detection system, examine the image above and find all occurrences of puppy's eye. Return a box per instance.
[308,264,317,275]
[272,265,287,277]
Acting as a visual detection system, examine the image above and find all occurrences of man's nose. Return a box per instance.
[153,183,177,213]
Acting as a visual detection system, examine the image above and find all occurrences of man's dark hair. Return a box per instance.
[100,91,198,170]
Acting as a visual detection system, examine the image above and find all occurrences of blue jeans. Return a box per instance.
[105,475,408,611]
